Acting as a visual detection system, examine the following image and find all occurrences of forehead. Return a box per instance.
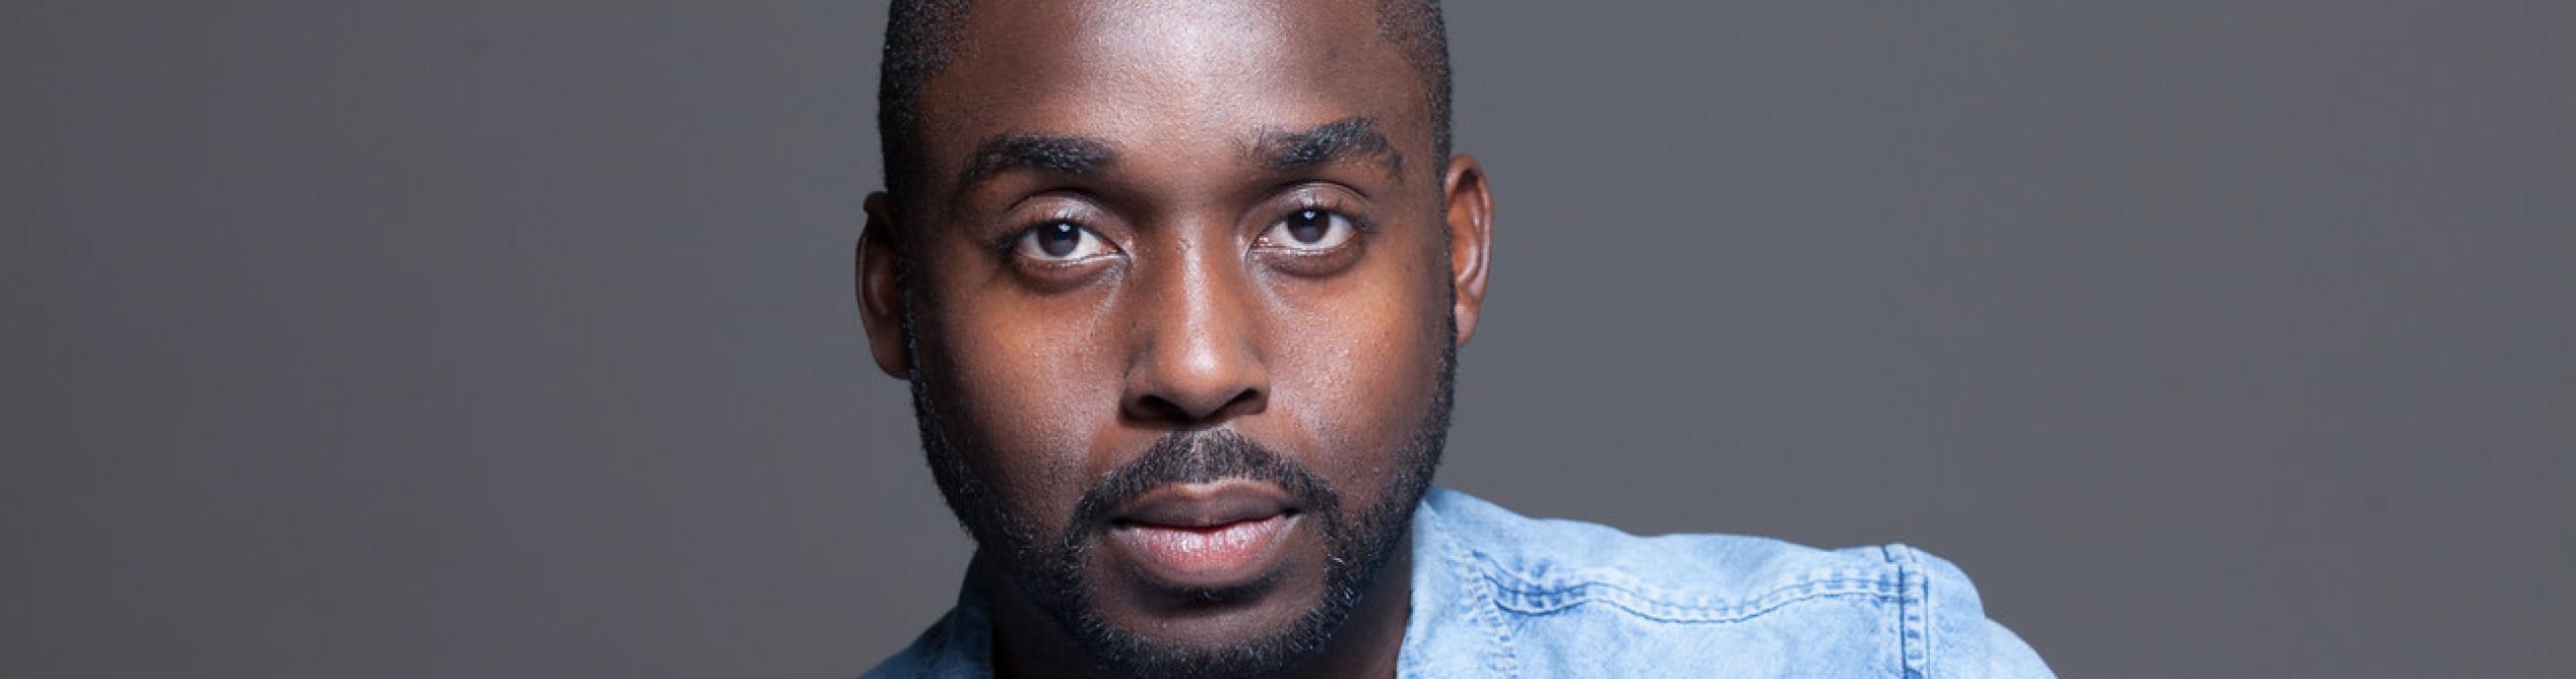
[912,0,1428,184]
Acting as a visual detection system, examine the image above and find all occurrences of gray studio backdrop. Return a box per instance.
[5,1,2568,677]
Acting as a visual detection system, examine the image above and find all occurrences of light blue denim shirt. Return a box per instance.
[866,488,2052,678]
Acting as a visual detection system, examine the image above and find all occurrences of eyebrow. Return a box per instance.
[1250,116,1403,176]
[955,133,1120,188]
[950,117,1401,191]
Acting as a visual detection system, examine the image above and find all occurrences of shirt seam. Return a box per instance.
[1467,547,1909,623]
[1486,575,1906,622]
[1446,529,1521,677]
[1888,543,1932,678]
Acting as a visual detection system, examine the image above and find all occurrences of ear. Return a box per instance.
[1441,155,1494,346]
[857,192,912,380]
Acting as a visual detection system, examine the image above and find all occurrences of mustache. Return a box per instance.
[1067,429,1341,534]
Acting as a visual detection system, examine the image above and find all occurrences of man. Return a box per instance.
[856,1,2051,676]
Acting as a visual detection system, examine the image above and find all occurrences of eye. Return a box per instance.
[1013,221,1113,261]
[1257,208,1357,251]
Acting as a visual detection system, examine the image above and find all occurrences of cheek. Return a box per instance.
[919,287,1127,523]
[1265,248,1450,494]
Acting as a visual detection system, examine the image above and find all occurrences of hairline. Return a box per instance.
[876,0,1452,222]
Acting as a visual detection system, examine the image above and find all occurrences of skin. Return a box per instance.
[855,1,1493,676]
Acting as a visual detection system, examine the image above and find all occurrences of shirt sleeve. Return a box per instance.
[1958,617,2055,678]
[1903,544,2057,678]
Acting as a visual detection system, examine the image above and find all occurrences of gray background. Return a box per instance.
[5,1,2568,676]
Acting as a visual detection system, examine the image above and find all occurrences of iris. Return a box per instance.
[1284,210,1329,244]
[1037,222,1083,257]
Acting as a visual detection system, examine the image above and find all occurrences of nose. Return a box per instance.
[1121,235,1269,423]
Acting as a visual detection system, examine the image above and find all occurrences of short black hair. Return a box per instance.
[875,0,1452,215]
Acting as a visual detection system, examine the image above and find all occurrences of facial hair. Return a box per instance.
[906,317,1455,678]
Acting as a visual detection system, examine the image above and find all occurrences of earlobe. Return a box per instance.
[1442,155,1494,346]
[858,192,913,380]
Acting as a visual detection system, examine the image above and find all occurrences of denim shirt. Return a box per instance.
[866,488,2052,678]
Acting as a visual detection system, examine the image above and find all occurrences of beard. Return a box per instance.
[906,320,1455,678]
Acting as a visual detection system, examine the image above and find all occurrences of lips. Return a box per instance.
[1104,479,1301,590]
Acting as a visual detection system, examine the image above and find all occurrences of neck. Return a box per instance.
[982,527,1415,679]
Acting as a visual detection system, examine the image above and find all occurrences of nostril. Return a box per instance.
[1220,388,1266,415]
[1129,394,1191,421]
[1126,387,1265,423]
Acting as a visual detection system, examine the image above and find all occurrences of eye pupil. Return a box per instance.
[1038,222,1081,257]
[1288,210,1329,244]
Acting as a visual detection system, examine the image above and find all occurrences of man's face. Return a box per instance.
[857,0,1489,675]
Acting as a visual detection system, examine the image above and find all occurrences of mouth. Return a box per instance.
[1104,479,1302,591]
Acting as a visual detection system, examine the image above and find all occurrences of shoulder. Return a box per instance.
[859,583,994,679]
[1406,489,2051,678]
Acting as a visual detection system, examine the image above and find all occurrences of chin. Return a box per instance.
[1068,557,1333,670]
[1069,603,1345,679]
